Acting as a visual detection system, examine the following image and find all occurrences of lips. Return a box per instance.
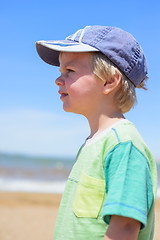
[58,90,68,99]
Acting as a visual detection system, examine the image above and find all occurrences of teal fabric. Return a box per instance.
[103,141,153,228]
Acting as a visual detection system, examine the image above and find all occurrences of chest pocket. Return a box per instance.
[73,172,105,218]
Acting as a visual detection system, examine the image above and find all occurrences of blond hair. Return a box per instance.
[89,52,147,114]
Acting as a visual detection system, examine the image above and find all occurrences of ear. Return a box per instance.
[103,70,122,95]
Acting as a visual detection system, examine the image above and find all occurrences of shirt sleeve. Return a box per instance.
[102,141,153,229]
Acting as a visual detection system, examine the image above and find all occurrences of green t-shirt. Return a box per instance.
[53,120,157,240]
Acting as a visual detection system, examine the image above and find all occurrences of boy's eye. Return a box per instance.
[66,68,74,73]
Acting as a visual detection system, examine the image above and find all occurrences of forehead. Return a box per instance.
[59,52,91,68]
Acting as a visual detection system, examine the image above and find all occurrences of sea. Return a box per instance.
[0,152,160,197]
[0,153,73,194]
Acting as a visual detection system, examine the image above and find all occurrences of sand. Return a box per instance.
[0,192,159,240]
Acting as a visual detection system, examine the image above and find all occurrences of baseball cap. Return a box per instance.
[36,25,148,87]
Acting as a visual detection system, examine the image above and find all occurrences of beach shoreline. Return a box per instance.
[0,192,159,240]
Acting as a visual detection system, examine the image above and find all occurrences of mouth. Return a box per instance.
[58,90,68,99]
[61,93,68,96]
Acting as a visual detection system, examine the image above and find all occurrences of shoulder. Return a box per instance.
[109,120,143,145]
[104,120,153,163]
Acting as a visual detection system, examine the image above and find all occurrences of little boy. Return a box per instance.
[36,26,157,240]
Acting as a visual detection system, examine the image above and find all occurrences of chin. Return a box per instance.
[63,106,72,113]
[63,106,82,115]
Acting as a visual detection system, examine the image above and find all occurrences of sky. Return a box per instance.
[0,0,160,160]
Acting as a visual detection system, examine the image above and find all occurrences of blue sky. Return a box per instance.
[0,0,160,160]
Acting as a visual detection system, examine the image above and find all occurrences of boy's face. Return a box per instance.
[55,52,105,117]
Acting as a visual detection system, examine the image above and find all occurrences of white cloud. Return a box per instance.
[0,108,89,157]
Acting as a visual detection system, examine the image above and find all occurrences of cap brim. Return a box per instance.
[36,40,98,66]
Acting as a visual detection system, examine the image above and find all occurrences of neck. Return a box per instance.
[86,109,125,139]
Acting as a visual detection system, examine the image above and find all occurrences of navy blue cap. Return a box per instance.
[36,25,148,86]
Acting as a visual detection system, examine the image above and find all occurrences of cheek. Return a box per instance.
[66,75,102,98]
[65,80,82,95]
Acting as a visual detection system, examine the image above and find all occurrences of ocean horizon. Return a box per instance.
[0,152,160,197]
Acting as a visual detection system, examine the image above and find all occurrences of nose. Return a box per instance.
[55,76,64,86]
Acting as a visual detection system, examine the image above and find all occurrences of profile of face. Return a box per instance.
[55,52,106,117]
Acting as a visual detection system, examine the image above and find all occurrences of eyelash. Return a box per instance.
[66,68,74,73]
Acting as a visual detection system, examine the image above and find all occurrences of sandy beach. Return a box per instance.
[0,192,159,240]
